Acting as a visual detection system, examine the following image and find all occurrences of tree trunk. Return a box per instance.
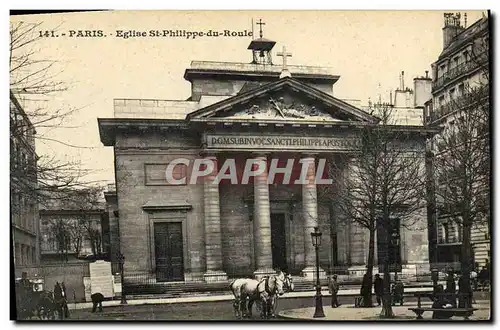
[364,228,376,307]
[460,222,472,308]
[380,224,394,318]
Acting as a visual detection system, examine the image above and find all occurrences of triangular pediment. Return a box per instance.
[186,77,379,124]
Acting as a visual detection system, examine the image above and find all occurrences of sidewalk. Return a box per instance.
[278,300,491,321]
[68,285,445,311]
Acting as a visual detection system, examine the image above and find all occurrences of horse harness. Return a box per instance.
[260,276,277,297]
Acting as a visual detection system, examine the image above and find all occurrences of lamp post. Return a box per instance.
[311,226,325,318]
[118,252,127,304]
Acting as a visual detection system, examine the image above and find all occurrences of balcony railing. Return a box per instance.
[433,53,489,90]
[429,85,489,123]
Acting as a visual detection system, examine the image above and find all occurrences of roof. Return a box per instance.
[438,16,489,61]
[10,90,35,132]
[186,76,380,124]
[184,61,341,83]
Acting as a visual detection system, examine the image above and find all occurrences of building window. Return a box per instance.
[439,64,446,77]
[439,95,445,107]
[441,223,450,243]
[454,223,462,242]
[453,56,460,68]
[458,83,465,96]
[449,88,455,99]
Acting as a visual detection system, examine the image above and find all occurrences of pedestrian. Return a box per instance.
[91,292,104,313]
[328,275,341,307]
[458,274,473,308]
[373,274,383,306]
[432,285,453,320]
[445,270,457,307]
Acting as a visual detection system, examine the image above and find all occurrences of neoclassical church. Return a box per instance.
[99,30,435,283]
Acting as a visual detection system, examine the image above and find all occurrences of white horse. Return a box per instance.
[229,278,253,318]
[230,271,294,319]
[269,273,294,316]
[241,272,286,319]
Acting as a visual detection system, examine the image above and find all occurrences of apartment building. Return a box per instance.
[425,13,490,268]
[10,91,40,266]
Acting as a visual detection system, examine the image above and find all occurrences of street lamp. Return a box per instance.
[118,253,127,304]
[311,226,325,318]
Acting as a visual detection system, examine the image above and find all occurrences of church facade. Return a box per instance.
[98,38,435,283]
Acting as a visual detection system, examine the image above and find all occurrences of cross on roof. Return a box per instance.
[256,19,265,38]
[277,46,292,71]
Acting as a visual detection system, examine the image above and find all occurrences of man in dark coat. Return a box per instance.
[445,271,457,307]
[432,285,453,320]
[91,292,104,313]
[373,274,383,306]
[328,275,341,307]
[458,275,473,308]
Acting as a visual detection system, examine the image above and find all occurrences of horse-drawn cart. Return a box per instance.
[15,275,69,320]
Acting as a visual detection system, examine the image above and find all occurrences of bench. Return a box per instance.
[408,307,478,320]
[413,292,476,308]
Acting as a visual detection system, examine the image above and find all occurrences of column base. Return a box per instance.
[347,265,381,276]
[301,266,327,281]
[203,270,228,283]
[253,268,276,280]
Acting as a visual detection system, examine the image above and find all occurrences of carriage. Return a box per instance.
[15,277,69,320]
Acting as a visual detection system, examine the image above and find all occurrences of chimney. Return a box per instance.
[401,71,405,90]
[443,13,465,49]
[413,72,433,108]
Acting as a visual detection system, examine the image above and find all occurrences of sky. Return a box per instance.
[9,10,486,185]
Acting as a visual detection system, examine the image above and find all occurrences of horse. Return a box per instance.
[268,273,294,316]
[240,272,285,319]
[36,290,57,320]
[229,278,254,318]
[53,282,70,319]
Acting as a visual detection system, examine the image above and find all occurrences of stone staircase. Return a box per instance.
[124,276,438,299]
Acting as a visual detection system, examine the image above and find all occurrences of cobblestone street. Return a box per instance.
[64,296,490,321]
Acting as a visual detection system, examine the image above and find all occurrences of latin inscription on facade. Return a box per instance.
[205,134,361,151]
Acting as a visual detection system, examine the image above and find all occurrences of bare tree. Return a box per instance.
[42,186,106,261]
[327,104,427,317]
[10,20,94,210]
[430,32,490,305]
[48,218,71,262]
[67,220,86,257]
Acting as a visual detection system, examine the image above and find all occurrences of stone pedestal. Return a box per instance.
[347,265,380,278]
[203,270,228,283]
[301,266,327,281]
[203,155,227,282]
[254,268,277,280]
[252,154,274,278]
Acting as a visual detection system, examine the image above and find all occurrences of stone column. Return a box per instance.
[203,155,228,282]
[301,155,326,280]
[252,154,275,279]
